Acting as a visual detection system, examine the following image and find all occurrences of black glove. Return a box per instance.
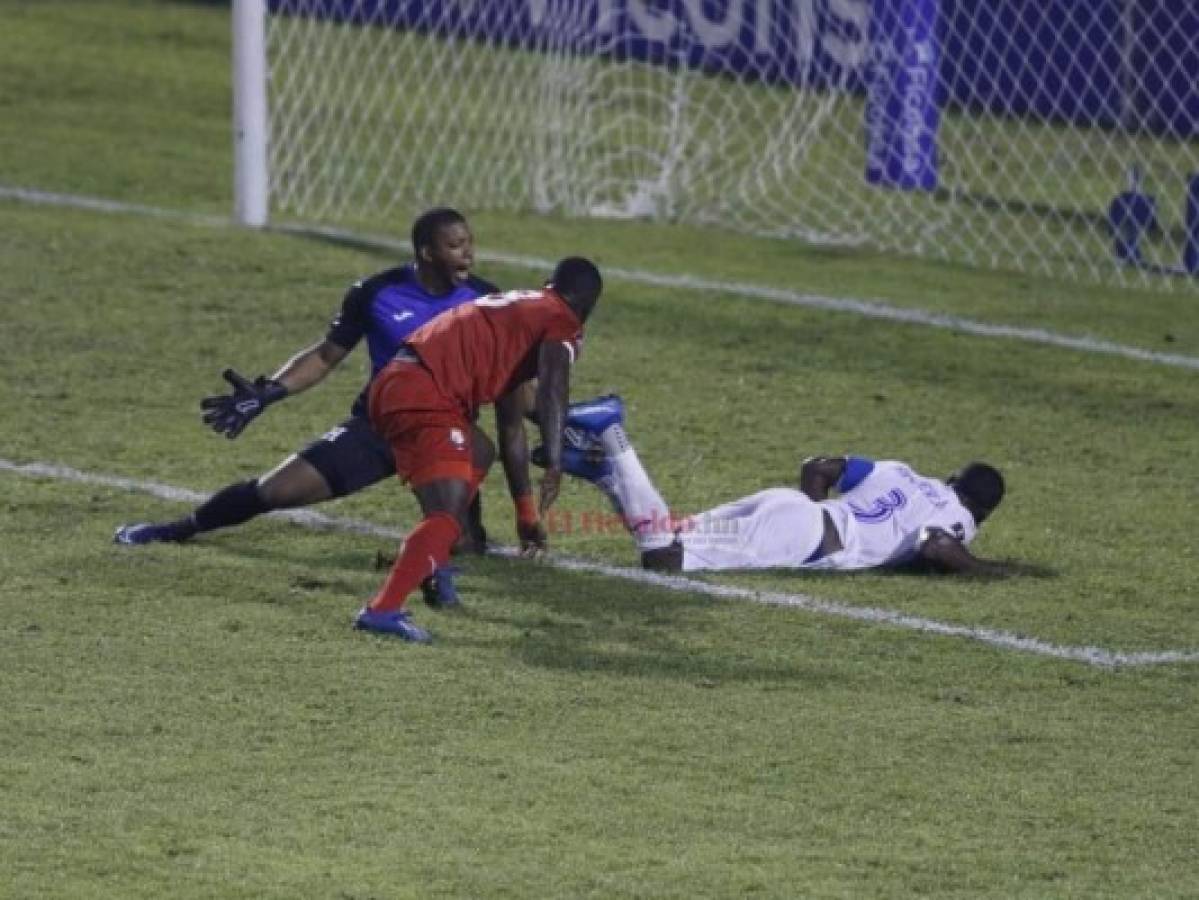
[200,369,287,439]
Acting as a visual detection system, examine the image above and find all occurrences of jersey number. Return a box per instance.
[474,290,540,308]
[849,488,907,523]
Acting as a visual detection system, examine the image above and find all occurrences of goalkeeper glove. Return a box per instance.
[200,368,288,439]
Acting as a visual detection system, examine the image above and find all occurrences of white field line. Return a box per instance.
[4,456,1197,670]
[4,184,1199,371]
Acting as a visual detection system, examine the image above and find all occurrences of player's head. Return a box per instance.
[411,207,474,290]
[948,462,1005,525]
[547,256,602,323]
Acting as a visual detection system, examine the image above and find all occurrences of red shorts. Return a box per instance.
[367,359,473,487]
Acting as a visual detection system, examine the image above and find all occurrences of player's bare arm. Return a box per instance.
[495,388,533,494]
[496,384,547,554]
[268,338,350,395]
[534,341,572,514]
[799,456,846,501]
[917,526,1010,576]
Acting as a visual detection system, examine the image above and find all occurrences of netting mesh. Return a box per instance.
[265,1,1199,289]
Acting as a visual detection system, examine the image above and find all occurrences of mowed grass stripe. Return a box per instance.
[4,184,1199,372]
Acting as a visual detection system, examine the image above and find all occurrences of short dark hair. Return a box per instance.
[411,207,466,255]
[548,256,602,322]
[952,462,1005,523]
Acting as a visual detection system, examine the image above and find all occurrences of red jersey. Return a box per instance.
[405,288,583,412]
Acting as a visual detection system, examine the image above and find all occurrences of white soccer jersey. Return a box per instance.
[811,460,977,571]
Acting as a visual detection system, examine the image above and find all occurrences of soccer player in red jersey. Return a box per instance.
[355,256,603,641]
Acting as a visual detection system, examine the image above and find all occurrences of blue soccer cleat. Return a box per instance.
[113,522,191,545]
[353,607,433,643]
[530,442,612,483]
[530,393,625,483]
[565,394,625,436]
[421,565,463,610]
[561,445,613,483]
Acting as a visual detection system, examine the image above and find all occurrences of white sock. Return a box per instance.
[596,425,674,552]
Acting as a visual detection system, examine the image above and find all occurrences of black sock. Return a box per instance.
[641,539,683,574]
[189,479,269,535]
[466,492,485,538]
[452,491,486,553]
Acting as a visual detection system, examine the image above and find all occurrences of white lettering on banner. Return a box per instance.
[596,0,618,32]
[900,36,935,177]
[683,0,741,48]
[523,0,870,72]
[864,36,895,175]
[754,0,773,54]
[786,0,818,67]
[628,0,678,41]
[529,0,618,32]
[824,0,869,69]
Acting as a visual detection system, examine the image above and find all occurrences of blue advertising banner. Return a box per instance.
[941,0,1199,138]
[268,1,874,91]
[941,1,1124,128]
[272,1,1199,140]
[1130,2,1199,138]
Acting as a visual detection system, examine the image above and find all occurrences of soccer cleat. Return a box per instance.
[353,607,432,643]
[530,438,612,483]
[534,444,612,483]
[113,522,191,545]
[421,565,463,610]
[565,394,625,436]
[530,394,624,483]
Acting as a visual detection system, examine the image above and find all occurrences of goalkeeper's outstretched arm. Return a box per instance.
[201,338,351,439]
[266,338,350,396]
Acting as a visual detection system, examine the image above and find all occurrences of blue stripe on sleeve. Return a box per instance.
[837,456,876,493]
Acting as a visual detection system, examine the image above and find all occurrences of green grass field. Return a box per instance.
[2,1,1198,897]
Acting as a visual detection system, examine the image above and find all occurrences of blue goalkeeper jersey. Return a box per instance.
[325,263,497,415]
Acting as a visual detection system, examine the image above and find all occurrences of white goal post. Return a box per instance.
[232,0,268,228]
[234,0,1199,290]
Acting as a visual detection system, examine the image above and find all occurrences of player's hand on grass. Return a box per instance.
[517,519,548,558]
[201,368,287,439]
[514,492,548,557]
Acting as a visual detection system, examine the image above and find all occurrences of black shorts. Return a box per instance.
[297,414,395,499]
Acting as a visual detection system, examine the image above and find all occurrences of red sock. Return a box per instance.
[369,512,462,613]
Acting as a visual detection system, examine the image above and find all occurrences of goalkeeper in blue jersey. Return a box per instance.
[115,208,503,600]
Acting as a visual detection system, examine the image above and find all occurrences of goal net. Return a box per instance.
[258,0,1199,289]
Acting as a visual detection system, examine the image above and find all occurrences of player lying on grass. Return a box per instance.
[113,208,526,605]
[356,257,603,642]
[537,396,1025,577]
